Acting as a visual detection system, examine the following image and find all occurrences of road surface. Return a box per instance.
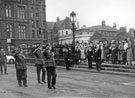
[0,64,135,98]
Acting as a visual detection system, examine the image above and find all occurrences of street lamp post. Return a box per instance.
[70,11,76,64]
[134,30,135,38]
[40,1,44,47]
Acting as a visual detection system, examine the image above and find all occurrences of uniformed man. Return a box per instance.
[33,45,46,84]
[43,44,57,89]
[12,48,27,87]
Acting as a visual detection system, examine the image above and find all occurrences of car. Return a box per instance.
[6,55,15,64]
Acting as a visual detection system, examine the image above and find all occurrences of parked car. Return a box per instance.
[6,55,15,64]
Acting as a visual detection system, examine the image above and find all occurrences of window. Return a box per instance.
[35,8,39,17]
[62,31,63,36]
[43,21,46,26]
[59,32,61,36]
[36,20,39,28]
[31,20,34,28]
[18,25,26,39]
[18,6,25,19]
[6,24,12,38]
[32,30,35,38]
[17,0,22,2]
[0,23,1,38]
[66,31,68,35]
[6,5,12,17]
[31,7,34,18]
[37,30,40,38]
[36,0,41,4]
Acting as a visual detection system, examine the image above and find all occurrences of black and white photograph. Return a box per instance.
[0,0,135,97]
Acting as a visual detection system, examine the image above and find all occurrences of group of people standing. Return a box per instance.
[102,38,134,65]
[74,38,135,66]
[12,43,57,89]
[63,44,102,71]
[62,38,135,71]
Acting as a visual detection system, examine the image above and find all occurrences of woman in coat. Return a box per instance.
[126,38,133,65]
[117,42,124,64]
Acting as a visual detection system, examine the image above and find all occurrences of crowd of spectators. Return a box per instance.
[53,38,135,66]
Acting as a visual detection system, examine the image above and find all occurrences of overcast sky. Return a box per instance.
[46,0,135,30]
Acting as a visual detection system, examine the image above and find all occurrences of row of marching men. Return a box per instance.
[12,44,57,89]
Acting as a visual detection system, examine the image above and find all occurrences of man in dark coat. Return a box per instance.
[12,48,27,87]
[75,47,81,64]
[87,46,94,69]
[0,47,7,74]
[33,45,46,84]
[94,44,102,71]
[64,47,71,70]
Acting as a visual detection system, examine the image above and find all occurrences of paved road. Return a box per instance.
[0,64,135,98]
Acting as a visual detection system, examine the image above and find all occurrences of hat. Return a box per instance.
[12,48,20,54]
[35,44,40,49]
[43,44,50,50]
[33,45,41,53]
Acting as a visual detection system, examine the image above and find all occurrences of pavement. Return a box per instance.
[57,64,135,77]
[28,62,135,77]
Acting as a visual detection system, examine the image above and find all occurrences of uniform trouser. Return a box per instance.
[16,69,27,86]
[36,64,46,83]
[46,67,56,88]
[96,61,101,70]
[88,59,93,69]
[65,60,70,70]
[0,63,7,74]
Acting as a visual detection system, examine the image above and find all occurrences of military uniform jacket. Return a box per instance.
[33,49,44,65]
[13,53,27,70]
[43,51,56,67]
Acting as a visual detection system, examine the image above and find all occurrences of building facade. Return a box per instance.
[58,27,94,45]
[88,21,118,41]
[47,17,72,45]
[58,21,118,44]
[0,0,47,51]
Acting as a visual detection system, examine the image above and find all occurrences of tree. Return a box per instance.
[112,31,134,41]
[90,32,103,41]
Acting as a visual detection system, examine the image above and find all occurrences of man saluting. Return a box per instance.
[12,48,27,87]
[33,45,46,84]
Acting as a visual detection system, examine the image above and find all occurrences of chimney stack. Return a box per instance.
[57,17,60,22]
[113,22,117,29]
[102,20,106,26]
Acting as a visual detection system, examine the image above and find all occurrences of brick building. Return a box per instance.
[0,0,47,51]
[47,17,71,45]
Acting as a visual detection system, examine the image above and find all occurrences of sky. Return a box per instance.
[46,0,135,30]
